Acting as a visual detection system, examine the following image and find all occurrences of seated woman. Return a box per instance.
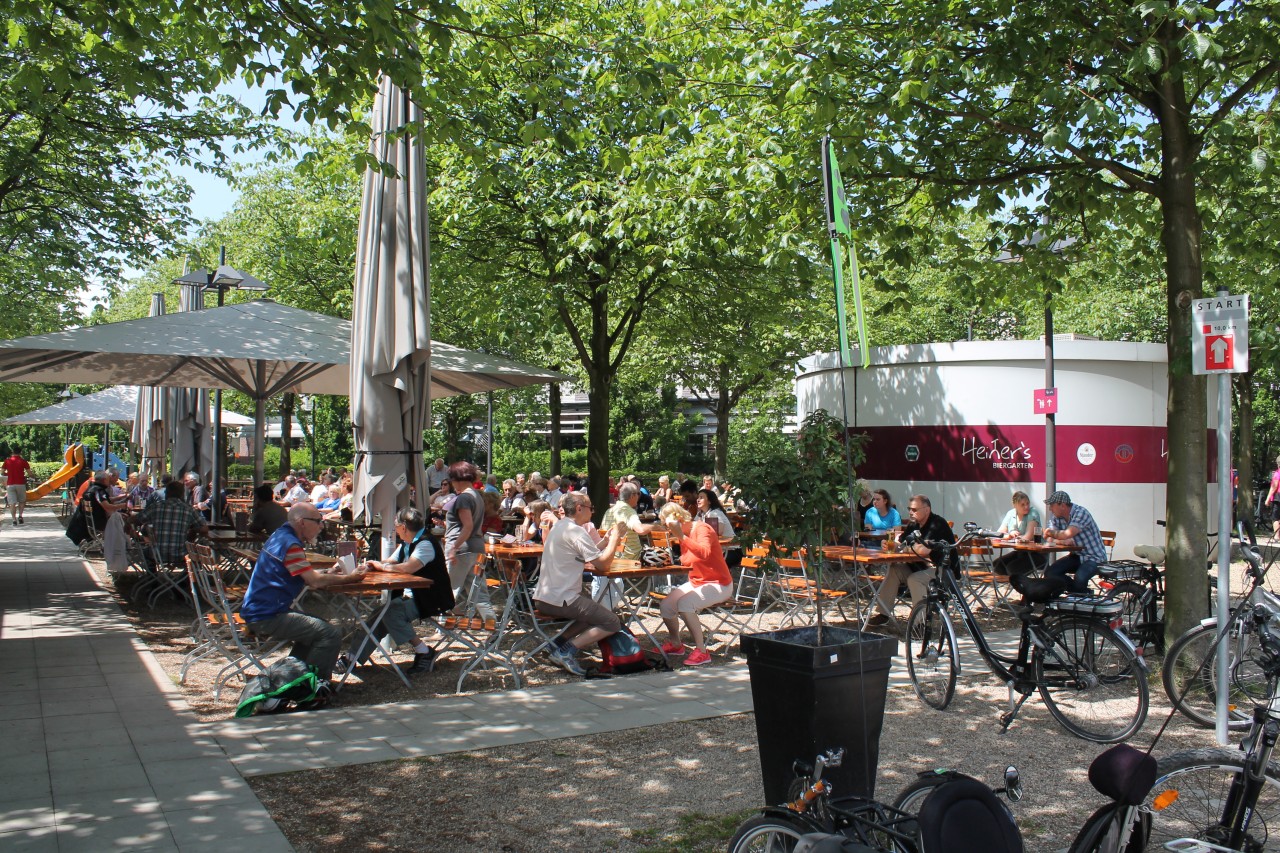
[991,490,1046,578]
[695,488,736,543]
[657,503,733,666]
[480,489,504,537]
[654,475,674,504]
[864,488,902,532]
[316,485,342,512]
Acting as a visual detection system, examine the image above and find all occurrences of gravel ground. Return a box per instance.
[86,557,1226,852]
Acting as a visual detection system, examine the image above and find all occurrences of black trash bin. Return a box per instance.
[741,625,896,804]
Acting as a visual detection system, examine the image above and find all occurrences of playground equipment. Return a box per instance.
[25,443,84,501]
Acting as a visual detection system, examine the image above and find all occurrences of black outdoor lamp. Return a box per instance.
[173,247,268,523]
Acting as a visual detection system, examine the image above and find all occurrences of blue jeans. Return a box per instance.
[1047,555,1100,594]
[247,611,342,680]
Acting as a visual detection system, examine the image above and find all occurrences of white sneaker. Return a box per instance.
[548,645,586,677]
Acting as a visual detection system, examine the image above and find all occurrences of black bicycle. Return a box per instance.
[905,525,1148,743]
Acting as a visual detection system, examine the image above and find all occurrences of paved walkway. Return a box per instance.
[1,504,1019,850]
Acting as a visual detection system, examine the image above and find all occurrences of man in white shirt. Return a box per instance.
[426,458,449,493]
[533,492,625,676]
[283,476,309,505]
[310,473,333,504]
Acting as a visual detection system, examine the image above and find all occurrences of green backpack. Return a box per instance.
[235,657,325,717]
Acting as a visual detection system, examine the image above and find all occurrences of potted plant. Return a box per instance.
[735,408,897,802]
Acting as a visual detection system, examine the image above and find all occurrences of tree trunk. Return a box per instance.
[1156,65,1210,647]
[279,392,295,479]
[714,385,731,483]
[1236,373,1254,526]
[549,380,562,476]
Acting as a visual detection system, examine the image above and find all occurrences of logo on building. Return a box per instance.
[1077,443,1097,466]
[1114,444,1134,464]
[961,435,1033,470]
[905,444,920,462]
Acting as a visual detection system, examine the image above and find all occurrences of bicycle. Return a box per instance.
[1140,597,1280,851]
[728,748,1023,853]
[1163,521,1280,730]
[905,524,1148,743]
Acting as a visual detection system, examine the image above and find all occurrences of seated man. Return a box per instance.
[137,480,209,564]
[868,494,955,628]
[282,475,310,506]
[342,507,455,674]
[1043,491,1108,593]
[240,503,367,683]
[247,483,288,534]
[533,492,627,676]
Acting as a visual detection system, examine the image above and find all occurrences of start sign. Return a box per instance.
[1192,294,1249,375]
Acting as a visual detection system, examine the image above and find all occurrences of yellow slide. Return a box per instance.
[25,443,84,502]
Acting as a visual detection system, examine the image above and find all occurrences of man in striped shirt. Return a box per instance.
[241,503,366,681]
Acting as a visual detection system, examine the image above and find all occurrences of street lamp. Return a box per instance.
[173,246,268,523]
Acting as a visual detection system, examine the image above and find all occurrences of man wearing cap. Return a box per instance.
[1043,491,1108,593]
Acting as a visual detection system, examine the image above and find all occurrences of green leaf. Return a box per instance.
[1043,124,1071,150]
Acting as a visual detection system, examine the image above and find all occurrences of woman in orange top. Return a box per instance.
[657,503,733,666]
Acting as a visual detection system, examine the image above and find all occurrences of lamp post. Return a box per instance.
[173,247,268,523]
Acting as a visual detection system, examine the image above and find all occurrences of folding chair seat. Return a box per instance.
[769,556,851,626]
[181,543,287,698]
[1100,530,1117,561]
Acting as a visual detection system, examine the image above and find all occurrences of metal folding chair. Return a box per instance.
[181,543,287,699]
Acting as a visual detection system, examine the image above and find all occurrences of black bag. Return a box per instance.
[235,657,324,717]
[65,506,88,546]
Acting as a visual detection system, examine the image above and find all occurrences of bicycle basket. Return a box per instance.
[1045,594,1124,617]
[1096,560,1148,582]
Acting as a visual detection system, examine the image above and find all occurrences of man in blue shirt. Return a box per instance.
[1043,491,1108,593]
[241,503,366,682]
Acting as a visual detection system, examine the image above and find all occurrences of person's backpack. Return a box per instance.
[235,657,326,717]
[598,628,654,675]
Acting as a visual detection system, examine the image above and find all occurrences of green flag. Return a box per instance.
[822,137,870,369]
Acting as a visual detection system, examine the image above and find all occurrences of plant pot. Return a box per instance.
[741,625,896,803]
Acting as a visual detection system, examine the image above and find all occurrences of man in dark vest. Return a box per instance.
[341,506,454,674]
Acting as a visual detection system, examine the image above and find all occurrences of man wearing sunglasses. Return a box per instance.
[241,502,366,687]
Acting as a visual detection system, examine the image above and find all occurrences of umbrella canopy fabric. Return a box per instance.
[0,299,566,399]
[132,294,170,482]
[2,386,252,427]
[170,284,213,479]
[350,75,432,545]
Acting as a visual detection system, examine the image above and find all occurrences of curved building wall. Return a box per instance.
[795,339,1216,556]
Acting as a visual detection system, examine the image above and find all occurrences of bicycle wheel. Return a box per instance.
[728,813,809,853]
[1162,620,1259,730]
[906,599,958,710]
[1037,616,1148,743]
[1067,802,1149,853]
[1107,580,1158,649]
[1146,748,1280,851]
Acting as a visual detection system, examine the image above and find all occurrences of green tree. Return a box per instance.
[781,0,1280,642]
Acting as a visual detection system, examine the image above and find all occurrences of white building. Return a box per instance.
[795,337,1221,556]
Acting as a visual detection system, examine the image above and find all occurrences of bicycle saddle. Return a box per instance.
[917,775,1023,853]
[1009,573,1069,603]
[1088,743,1157,805]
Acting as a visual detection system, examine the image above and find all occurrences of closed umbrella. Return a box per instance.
[131,293,170,483]
[350,74,432,557]
[170,283,213,479]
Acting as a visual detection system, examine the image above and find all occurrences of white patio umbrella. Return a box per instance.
[2,386,252,428]
[131,293,170,483]
[350,74,432,556]
[169,284,213,480]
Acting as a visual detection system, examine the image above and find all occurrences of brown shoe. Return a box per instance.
[867,613,891,627]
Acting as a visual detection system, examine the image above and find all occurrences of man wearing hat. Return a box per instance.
[1042,491,1108,593]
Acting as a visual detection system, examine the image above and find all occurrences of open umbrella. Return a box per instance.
[350,74,432,555]
[169,284,213,480]
[131,293,170,483]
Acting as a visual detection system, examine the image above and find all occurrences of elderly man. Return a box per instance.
[426,458,449,493]
[282,475,309,506]
[138,480,209,564]
[868,494,955,628]
[240,503,366,684]
[533,492,626,676]
[543,476,564,509]
[594,482,658,605]
[310,473,334,505]
[1043,491,1108,593]
[499,479,523,514]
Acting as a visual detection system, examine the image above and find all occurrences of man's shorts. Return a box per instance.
[533,595,622,635]
[6,484,26,507]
